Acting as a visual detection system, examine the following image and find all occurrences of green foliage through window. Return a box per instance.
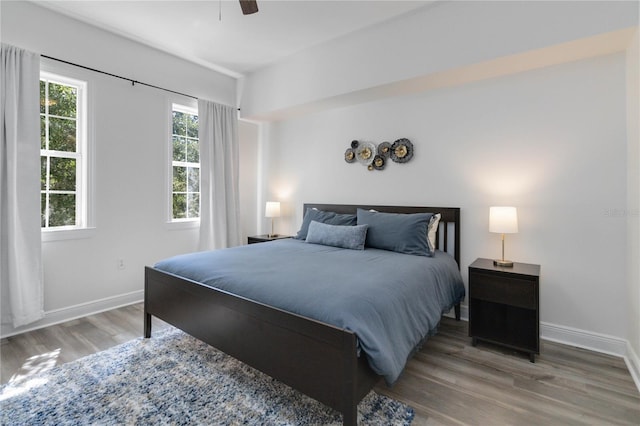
[172,106,199,219]
[40,75,82,228]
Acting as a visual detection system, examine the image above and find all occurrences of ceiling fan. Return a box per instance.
[239,0,259,15]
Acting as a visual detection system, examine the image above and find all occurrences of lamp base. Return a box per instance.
[493,259,514,267]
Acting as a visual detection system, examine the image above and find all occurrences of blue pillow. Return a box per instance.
[305,221,368,250]
[356,209,433,256]
[295,208,357,240]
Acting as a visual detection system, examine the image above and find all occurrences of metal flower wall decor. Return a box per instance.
[344,138,414,171]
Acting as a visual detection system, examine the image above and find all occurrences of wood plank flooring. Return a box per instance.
[2,304,638,425]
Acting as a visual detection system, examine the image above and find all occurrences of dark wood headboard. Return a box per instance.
[303,203,460,268]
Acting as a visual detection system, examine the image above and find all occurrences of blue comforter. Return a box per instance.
[154,238,465,384]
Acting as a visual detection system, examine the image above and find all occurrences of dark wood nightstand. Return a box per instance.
[247,234,292,244]
[468,258,541,362]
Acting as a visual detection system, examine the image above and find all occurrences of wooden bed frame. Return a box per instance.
[144,204,461,425]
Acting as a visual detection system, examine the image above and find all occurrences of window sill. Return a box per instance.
[42,227,97,242]
[165,219,200,231]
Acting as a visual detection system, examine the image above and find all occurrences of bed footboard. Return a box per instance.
[144,266,379,425]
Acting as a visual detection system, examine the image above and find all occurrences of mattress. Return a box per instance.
[154,238,465,384]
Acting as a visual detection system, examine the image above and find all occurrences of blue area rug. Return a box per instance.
[1,328,414,425]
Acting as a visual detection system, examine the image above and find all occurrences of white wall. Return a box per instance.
[0,1,242,336]
[264,52,629,341]
[239,120,259,242]
[627,29,640,383]
[241,0,638,120]
[1,1,235,106]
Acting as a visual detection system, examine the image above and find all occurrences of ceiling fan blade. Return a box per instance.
[239,0,259,15]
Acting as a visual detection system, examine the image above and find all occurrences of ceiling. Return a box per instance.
[35,0,433,78]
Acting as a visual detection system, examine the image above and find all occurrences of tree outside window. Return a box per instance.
[40,74,85,228]
[172,105,199,220]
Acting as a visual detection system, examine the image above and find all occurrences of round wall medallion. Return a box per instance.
[356,142,376,165]
[390,138,414,163]
[344,148,356,163]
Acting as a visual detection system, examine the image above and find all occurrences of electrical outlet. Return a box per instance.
[117,258,125,270]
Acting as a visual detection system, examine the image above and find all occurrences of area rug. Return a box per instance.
[0,327,414,425]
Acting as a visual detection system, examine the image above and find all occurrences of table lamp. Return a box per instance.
[489,206,518,267]
[265,201,281,237]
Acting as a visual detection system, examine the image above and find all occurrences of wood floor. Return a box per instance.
[2,304,638,425]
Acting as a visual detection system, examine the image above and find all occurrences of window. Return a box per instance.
[171,104,199,220]
[40,72,87,229]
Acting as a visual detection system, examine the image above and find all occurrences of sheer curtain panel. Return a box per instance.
[197,99,241,250]
[0,43,44,328]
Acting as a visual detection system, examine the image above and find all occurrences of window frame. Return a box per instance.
[168,101,200,226]
[40,63,95,242]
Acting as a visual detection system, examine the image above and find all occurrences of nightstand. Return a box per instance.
[247,234,292,244]
[468,258,541,362]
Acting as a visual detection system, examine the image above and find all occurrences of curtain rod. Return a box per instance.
[42,54,199,100]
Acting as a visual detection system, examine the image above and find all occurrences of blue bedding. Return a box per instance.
[154,238,465,384]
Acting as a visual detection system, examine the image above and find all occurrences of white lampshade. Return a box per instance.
[489,206,518,234]
[265,201,281,218]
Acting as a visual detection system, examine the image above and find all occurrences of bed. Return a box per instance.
[144,204,463,425]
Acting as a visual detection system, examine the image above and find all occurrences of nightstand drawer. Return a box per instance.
[469,271,537,309]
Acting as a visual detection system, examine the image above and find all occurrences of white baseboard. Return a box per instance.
[444,306,639,392]
[540,321,628,358]
[625,342,640,393]
[0,290,143,339]
[446,308,628,357]
[540,321,640,392]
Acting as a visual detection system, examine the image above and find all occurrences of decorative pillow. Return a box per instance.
[356,208,433,256]
[427,213,441,255]
[295,208,357,240]
[305,221,368,250]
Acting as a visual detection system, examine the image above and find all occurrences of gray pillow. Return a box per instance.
[356,208,433,256]
[295,208,357,240]
[305,221,368,250]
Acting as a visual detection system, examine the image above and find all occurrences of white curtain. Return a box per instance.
[0,43,44,328]
[197,99,241,250]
